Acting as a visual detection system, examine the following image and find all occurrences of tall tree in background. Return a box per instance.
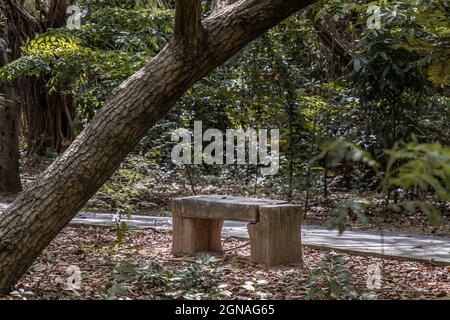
[0,36,21,194]
[1,0,75,155]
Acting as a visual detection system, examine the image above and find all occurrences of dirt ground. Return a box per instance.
[1,164,448,300]
[0,226,448,300]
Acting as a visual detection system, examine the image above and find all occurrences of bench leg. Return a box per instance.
[248,205,303,266]
[172,201,223,254]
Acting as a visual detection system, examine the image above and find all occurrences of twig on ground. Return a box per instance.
[222,241,251,253]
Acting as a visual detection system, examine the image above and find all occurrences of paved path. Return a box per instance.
[1,203,449,265]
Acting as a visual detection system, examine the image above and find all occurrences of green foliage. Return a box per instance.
[320,139,378,169]
[0,3,173,120]
[87,155,149,213]
[383,138,450,227]
[108,260,174,299]
[64,1,448,214]
[108,256,232,300]
[306,0,450,158]
[2,0,448,228]
[385,139,450,202]
[34,148,61,165]
[325,138,448,232]
[306,254,359,300]
[392,0,450,88]
[326,198,372,233]
[175,256,231,300]
[115,222,129,247]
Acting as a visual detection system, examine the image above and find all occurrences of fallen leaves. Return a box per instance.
[0,226,447,300]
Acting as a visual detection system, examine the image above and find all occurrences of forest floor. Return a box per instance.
[0,161,449,300]
[0,226,448,300]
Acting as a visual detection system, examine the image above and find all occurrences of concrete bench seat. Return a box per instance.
[171,195,303,266]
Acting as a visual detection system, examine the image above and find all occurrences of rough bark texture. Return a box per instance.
[175,0,204,41]
[19,76,76,155]
[0,38,22,194]
[0,92,22,194]
[211,0,239,13]
[0,0,317,293]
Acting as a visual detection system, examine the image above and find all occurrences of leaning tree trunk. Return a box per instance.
[0,0,317,293]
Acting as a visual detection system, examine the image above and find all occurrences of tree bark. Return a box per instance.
[211,0,239,14]
[0,91,22,195]
[1,0,76,155]
[0,0,317,293]
[0,38,22,194]
[19,76,76,155]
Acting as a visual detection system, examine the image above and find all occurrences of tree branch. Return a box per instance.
[46,0,74,29]
[1,0,41,31]
[314,22,353,67]
[174,0,204,46]
[1,0,42,58]
[211,0,239,14]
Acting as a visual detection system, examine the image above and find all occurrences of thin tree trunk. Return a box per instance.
[0,0,317,293]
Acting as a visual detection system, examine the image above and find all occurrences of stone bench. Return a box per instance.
[171,195,303,266]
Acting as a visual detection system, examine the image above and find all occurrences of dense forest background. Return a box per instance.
[1,0,449,233]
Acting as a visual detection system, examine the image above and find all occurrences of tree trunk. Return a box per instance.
[211,0,238,13]
[0,38,22,195]
[19,76,76,155]
[0,91,22,195]
[0,0,317,293]
[1,0,75,155]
